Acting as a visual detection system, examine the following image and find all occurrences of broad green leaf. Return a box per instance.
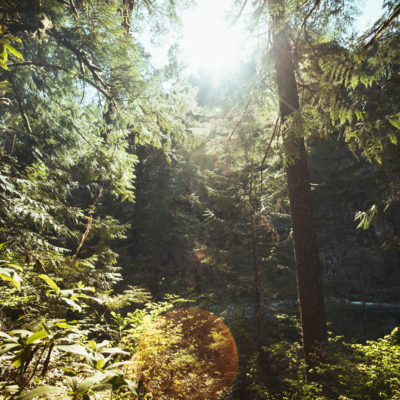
[11,329,32,337]
[57,344,89,358]
[54,322,69,329]
[62,366,77,375]
[17,385,66,399]
[88,340,97,351]
[96,340,110,349]
[106,361,134,369]
[0,273,20,289]
[124,379,139,395]
[65,376,79,390]
[38,274,60,294]
[7,263,23,271]
[0,331,14,339]
[26,331,47,345]
[8,35,22,43]
[3,385,19,393]
[13,358,21,368]
[62,297,82,311]
[77,372,107,393]
[96,358,105,370]
[0,343,20,355]
[101,347,129,355]
[91,383,112,392]
[1,45,8,63]
[5,43,23,60]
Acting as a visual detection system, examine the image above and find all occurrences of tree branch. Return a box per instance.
[72,180,106,261]
[227,98,252,141]
[8,61,113,101]
[48,29,108,91]
[379,70,400,90]
[8,75,32,135]
[364,2,400,50]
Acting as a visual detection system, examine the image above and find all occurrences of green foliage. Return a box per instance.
[0,0,400,399]
[241,328,400,400]
[0,250,187,399]
[0,259,23,289]
[0,26,23,71]
[0,1,201,399]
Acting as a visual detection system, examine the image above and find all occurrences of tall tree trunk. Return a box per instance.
[272,18,327,366]
[152,153,162,301]
[153,233,160,301]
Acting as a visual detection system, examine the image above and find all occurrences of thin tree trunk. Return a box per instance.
[153,236,160,301]
[272,17,327,367]
[193,257,201,294]
[251,213,262,341]
[243,133,262,343]
[390,213,400,269]
[152,154,162,301]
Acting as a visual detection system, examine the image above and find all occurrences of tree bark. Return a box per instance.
[272,19,327,366]
[250,213,262,341]
[152,153,162,301]
[243,133,262,343]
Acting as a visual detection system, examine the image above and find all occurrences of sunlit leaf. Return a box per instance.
[0,272,21,289]
[26,331,47,345]
[96,358,105,370]
[38,274,60,295]
[54,322,69,329]
[5,43,23,60]
[17,385,66,399]
[77,373,107,393]
[57,344,90,358]
[0,343,20,355]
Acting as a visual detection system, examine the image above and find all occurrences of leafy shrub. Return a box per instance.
[243,328,400,400]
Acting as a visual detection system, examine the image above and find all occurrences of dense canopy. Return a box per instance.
[0,0,400,399]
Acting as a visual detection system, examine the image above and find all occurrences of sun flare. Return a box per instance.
[181,0,250,81]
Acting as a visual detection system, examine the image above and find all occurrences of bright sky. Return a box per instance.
[140,0,385,80]
[354,0,384,32]
[179,0,251,80]
[140,0,251,80]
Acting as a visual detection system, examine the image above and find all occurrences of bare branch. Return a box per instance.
[261,115,280,170]
[227,98,252,141]
[72,180,106,261]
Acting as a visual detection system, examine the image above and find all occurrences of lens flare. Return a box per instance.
[132,308,237,400]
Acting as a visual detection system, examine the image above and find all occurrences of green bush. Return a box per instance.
[242,328,400,400]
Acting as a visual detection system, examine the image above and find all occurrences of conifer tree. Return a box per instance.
[268,0,327,365]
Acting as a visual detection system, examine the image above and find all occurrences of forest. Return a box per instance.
[0,0,400,399]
